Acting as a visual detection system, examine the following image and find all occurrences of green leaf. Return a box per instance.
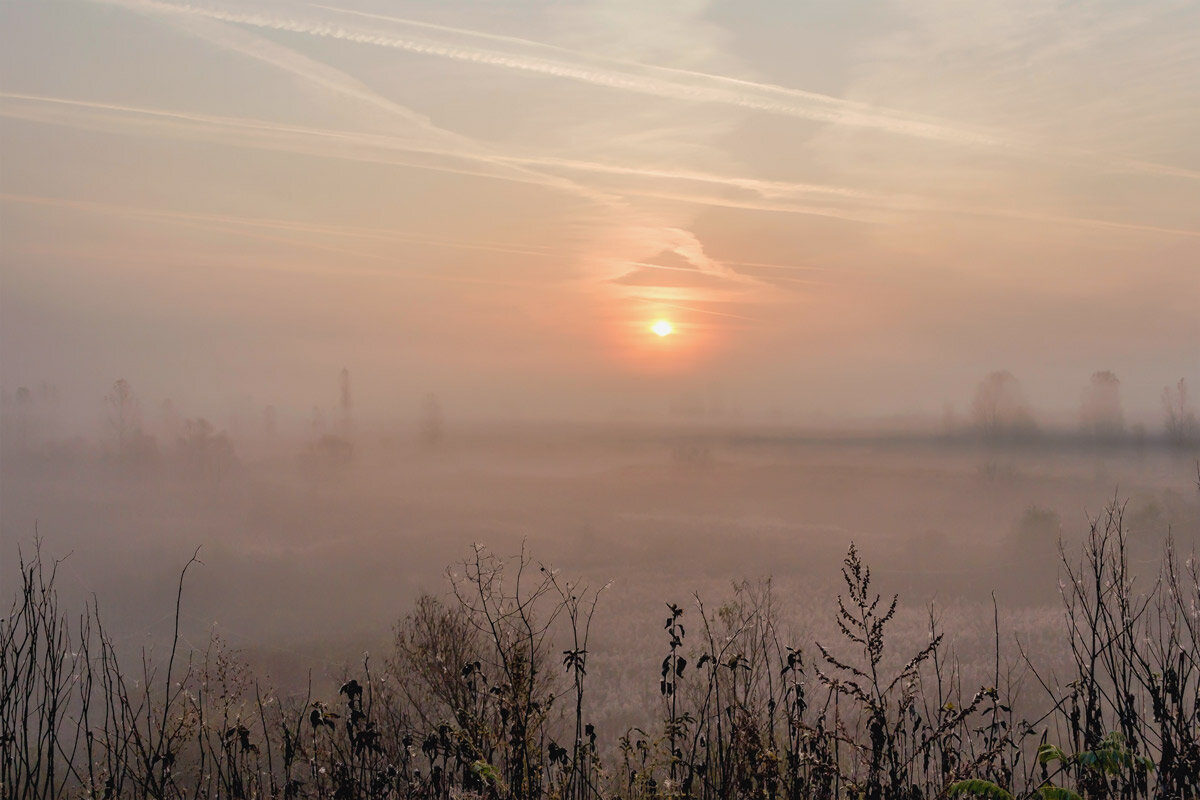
[1038,786,1083,800]
[947,779,1013,800]
[1037,743,1069,765]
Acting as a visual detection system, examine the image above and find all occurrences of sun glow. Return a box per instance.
[651,320,674,337]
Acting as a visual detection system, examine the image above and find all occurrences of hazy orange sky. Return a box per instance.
[2,0,1197,424]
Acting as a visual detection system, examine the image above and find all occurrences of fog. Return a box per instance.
[4,381,1198,741]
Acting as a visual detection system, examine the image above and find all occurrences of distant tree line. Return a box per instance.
[0,369,460,478]
[964,370,1197,448]
[3,371,1198,463]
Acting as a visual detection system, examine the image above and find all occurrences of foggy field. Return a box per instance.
[5,418,1200,798]
[4,426,1196,701]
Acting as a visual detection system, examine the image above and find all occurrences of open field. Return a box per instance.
[4,422,1200,798]
[4,425,1196,683]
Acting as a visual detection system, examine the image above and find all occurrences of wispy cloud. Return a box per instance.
[621,261,832,289]
[94,0,1005,147]
[839,0,1200,182]
[957,206,1200,240]
[630,297,760,322]
[0,192,555,287]
[0,92,881,225]
[0,192,556,256]
[6,92,1195,242]
[94,0,1200,186]
[127,6,615,203]
[66,0,1200,277]
[0,92,593,196]
[65,0,842,301]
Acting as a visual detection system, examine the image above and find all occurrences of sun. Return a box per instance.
[651,320,674,337]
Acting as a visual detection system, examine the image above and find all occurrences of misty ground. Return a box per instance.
[3,425,1198,741]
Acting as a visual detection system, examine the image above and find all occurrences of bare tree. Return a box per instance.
[1080,370,1125,441]
[176,417,237,487]
[105,378,142,457]
[1162,378,1199,448]
[969,371,1036,440]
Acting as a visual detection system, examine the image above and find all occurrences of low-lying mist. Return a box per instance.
[4,400,1197,667]
[4,384,1200,798]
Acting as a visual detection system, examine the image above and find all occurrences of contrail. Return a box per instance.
[623,261,760,288]
[14,1,894,238]
[627,261,737,277]
[6,95,1194,240]
[97,0,1003,147]
[309,2,1005,147]
[0,192,556,259]
[631,298,760,322]
[628,189,883,225]
[311,3,1200,183]
[0,92,600,195]
[1106,157,1200,182]
[724,260,838,273]
[111,4,613,204]
[105,0,1200,183]
[964,207,1200,239]
[1,192,559,287]
[491,154,899,203]
[0,93,881,224]
[626,261,831,287]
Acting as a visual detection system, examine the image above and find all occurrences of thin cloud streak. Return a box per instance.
[277,2,1200,183]
[3,194,552,290]
[0,193,556,261]
[108,0,1200,183]
[725,260,837,273]
[6,93,1195,241]
[632,298,760,322]
[624,261,767,289]
[129,6,613,205]
[627,262,831,288]
[98,0,1005,147]
[0,93,598,197]
[1106,157,1200,182]
[493,155,901,202]
[20,2,860,303]
[955,206,1200,240]
[314,1,996,144]
[0,93,882,226]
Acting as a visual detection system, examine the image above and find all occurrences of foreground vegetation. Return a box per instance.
[3,497,1199,800]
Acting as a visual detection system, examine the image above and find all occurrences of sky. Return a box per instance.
[1,0,1198,426]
